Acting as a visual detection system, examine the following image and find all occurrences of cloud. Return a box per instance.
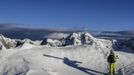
[0,23,73,40]
[0,23,12,28]
[0,23,19,29]
[0,23,85,40]
[46,33,69,39]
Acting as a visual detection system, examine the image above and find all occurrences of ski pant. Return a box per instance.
[110,63,116,75]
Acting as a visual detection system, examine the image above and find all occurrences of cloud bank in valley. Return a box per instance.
[0,23,81,40]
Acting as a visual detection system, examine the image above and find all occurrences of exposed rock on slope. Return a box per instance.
[0,34,16,49]
[64,32,94,45]
[0,42,6,50]
[41,38,62,47]
[40,32,98,47]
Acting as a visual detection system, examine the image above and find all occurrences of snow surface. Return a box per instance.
[0,32,134,75]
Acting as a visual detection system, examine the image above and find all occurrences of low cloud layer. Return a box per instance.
[0,23,80,40]
[0,23,14,28]
[46,33,69,39]
[0,23,133,40]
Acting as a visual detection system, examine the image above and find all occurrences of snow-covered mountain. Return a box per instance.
[0,32,134,75]
[114,38,134,53]
[64,32,95,45]
[41,38,63,47]
[126,38,134,50]
[0,34,17,49]
[0,42,6,50]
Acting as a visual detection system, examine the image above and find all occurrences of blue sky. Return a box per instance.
[0,0,134,31]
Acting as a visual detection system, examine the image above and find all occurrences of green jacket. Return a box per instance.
[107,53,118,63]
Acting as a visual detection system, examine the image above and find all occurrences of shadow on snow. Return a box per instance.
[43,54,107,75]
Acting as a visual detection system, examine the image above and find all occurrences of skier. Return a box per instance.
[107,50,118,75]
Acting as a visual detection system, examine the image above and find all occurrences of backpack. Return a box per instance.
[107,54,115,63]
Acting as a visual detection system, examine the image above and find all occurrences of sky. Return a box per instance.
[0,0,134,31]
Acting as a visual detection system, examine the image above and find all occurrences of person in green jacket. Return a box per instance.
[107,50,119,75]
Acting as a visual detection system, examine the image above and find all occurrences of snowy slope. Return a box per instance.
[0,46,134,75]
[0,46,104,75]
[0,32,134,75]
